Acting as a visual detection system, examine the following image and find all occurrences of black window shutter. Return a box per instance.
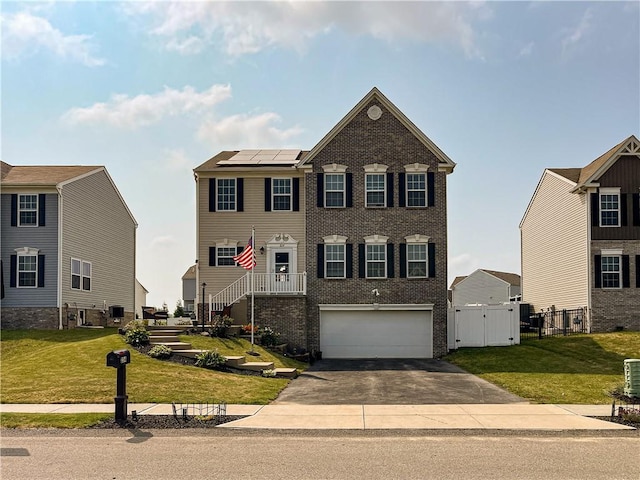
[237,246,243,256]
[621,194,628,227]
[38,194,46,226]
[346,173,353,208]
[398,173,406,207]
[636,255,640,288]
[399,243,407,278]
[427,172,435,207]
[316,173,324,208]
[346,244,353,278]
[209,247,216,266]
[622,255,630,288]
[591,193,599,226]
[10,194,17,226]
[264,178,272,211]
[428,243,436,278]
[358,244,365,278]
[37,255,45,287]
[317,244,324,278]
[387,243,394,278]
[632,193,640,226]
[293,178,300,211]
[10,255,17,287]
[209,179,216,212]
[594,255,602,288]
[237,178,244,212]
[386,173,394,207]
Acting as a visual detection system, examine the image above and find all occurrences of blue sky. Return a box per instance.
[2,1,639,309]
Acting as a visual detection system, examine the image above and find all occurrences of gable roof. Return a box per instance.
[298,87,456,173]
[450,269,520,290]
[572,135,640,192]
[182,264,197,280]
[0,161,101,186]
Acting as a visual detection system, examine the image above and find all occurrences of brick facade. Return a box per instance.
[591,240,640,331]
[1,307,59,329]
[304,99,450,357]
[250,295,308,350]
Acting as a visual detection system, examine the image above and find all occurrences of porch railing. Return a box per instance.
[209,272,307,312]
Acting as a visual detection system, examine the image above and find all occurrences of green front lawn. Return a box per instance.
[0,329,306,404]
[445,332,640,404]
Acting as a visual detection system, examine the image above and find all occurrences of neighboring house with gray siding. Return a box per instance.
[181,264,196,315]
[450,270,521,306]
[1,162,137,329]
[520,135,640,331]
[193,87,456,358]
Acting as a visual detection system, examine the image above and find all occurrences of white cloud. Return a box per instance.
[150,235,178,249]
[123,2,489,58]
[197,112,303,150]
[518,42,534,58]
[61,84,232,128]
[163,149,193,171]
[561,7,593,56]
[1,11,105,66]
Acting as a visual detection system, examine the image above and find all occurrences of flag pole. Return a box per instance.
[249,225,256,354]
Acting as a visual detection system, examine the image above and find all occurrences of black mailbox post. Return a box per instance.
[106,349,130,422]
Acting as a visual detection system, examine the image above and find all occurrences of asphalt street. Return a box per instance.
[2,432,639,480]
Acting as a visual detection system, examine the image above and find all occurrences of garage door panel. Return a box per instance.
[320,310,433,359]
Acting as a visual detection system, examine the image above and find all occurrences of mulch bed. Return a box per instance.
[90,415,246,429]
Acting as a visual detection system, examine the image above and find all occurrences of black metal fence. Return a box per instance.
[520,306,589,340]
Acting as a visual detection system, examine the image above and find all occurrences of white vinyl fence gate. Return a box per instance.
[447,304,521,350]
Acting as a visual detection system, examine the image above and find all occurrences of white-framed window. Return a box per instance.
[217,178,236,211]
[325,173,345,208]
[18,253,37,287]
[600,188,620,227]
[601,255,621,288]
[217,247,238,266]
[365,174,386,207]
[407,173,426,207]
[18,194,38,226]
[71,258,91,291]
[407,244,428,278]
[366,244,386,278]
[323,235,348,279]
[272,178,292,211]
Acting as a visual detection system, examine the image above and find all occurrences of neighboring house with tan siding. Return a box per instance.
[520,135,640,331]
[450,269,521,306]
[1,161,137,329]
[193,87,456,358]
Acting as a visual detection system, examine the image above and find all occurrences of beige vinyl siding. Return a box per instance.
[60,170,136,312]
[521,171,588,311]
[452,271,511,306]
[198,172,306,295]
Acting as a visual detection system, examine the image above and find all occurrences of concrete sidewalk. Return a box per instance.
[0,403,633,430]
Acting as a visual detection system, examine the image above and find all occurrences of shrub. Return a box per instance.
[195,350,227,370]
[148,344,172,359]
[123,320,149,347]
[262,369,277,378]
[260,326,281,347]
[209,315,233,338]
[242,323,259,335]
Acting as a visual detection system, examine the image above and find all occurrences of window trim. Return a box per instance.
[364,234,388,279]
[601,254,622,289]
[323,235,348,279]
[216,178,237,212]
[365,173,386,208]
[214,239,240,267]
[405,234,430,278]
[324,172,346,208]
[71,257,92,291]
[17,248,38,288]
[272,177,292,211]
[18,193,38,227]
[406,172,427,208]
[599,187,621,227]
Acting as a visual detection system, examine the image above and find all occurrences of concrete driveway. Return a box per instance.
[273,359,525,405]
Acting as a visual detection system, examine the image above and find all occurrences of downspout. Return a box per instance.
[586,190,593,332]
[195,172,200,323]
[56,185,63,330]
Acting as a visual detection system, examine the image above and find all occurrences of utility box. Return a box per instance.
[106,349,131,368]
[624,359,640,396]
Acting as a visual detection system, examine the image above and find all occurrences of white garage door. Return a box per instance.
[320,309,433,359]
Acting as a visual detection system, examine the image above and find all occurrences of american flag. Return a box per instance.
[233,237,256,270]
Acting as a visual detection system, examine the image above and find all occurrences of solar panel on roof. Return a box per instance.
[218,149,301,165]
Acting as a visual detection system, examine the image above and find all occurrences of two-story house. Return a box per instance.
[1,161,137,329]
[194,87,456,358]
[520,135,640,331]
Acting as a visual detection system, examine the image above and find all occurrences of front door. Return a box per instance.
[273,251,291,292]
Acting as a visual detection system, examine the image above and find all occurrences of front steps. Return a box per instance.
[146,328,297,378]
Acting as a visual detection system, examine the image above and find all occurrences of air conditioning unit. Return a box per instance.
[623,359,640,396]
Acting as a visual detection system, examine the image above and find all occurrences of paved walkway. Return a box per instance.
[0,403,633,430]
